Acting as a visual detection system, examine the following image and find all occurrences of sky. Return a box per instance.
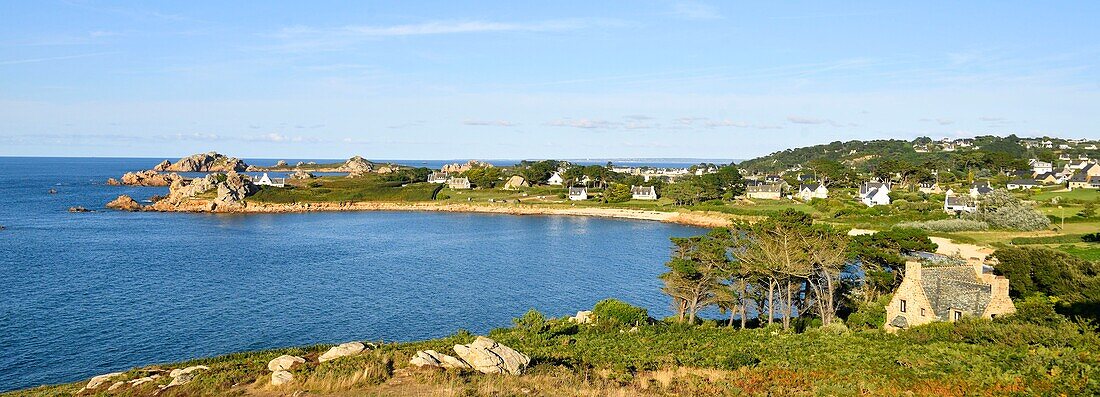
[1,1,1099,160]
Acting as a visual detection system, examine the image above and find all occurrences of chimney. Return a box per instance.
[905,261,922,282]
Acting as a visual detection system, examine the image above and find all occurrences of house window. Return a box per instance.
[899,299,907,313]
[920,308,926,316]
[953,311,962,321]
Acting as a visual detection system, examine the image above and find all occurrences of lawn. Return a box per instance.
[248,176,442,203]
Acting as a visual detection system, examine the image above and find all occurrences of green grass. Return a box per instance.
[1054,244,1100,261]
[12,316,1100,396]
[1030,188,1100,202]
[247,176,442,203]
[1010,234,1088,245]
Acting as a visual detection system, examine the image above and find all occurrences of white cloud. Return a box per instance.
[787,116,857,127]
[671,1,722,20]
[546,118,616,129]
[463,119,517,127]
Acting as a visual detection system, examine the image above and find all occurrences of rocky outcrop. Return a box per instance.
[289,170,315,179]
[267,355,305,371]
[81,372,124,392]
[119,169,182,187]
[271,370,294,386]
[410,350,471,370]
[319,341,366,362]
[152,160,172,171]
[107,195,142,211]
[161,152,248,172]
[342,156,373,173]
[106,178,121,186]
[442,160,493,174]
[569,310,594,324]
[275,160,288,168]
[69,206,92,213]
[453,337,530,375]
[211,171,257,211]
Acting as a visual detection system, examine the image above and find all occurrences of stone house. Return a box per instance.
[427,172,449,184]
[447,177,471,189]
[746,183,782,200]
[885,259,1016,332]
[630,185,657,200]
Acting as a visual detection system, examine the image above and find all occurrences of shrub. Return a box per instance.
[964,189,1051,231]
[845,295,890,330]
[602,183,632,203]
[591,299,649,328]
[513,308,548,333]
[1003,295,1067,327]
[817,321,850,335]
[1084,232,1100,243]
[896,219,989,232]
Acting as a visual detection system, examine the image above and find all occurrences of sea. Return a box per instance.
[0,157,710,392]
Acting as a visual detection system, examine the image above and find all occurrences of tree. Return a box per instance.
[1079,201,1096,218]
[964,189,1051,231]
[661,229,732,323]
[463,166,503,188]
[602,183,632,203]
[848,228,937,301]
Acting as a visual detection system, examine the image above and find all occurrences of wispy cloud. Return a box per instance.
[920,118,954,125]
[546,118,616,129]
[670,1,722,20]
[267,18,622,51]
[0,51,116,66]
[463,119,517,127]
[787,116,857,127]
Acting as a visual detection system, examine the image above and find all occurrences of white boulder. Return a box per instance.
[319,341,366,362]
[267,355,306,372]
[452,336,530,375]
[83,372,123,391]
[271,370,294,386]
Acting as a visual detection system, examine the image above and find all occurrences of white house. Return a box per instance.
[859,182,891,206]
[918,182,942,194]
[1006,179,1040,190]
[568,186,588,201]
[1029,159,1053,175]
[547,172,564,186]
[944,192,977,213]
[746,183,783,200]
[796,183,828,201]
[630,185,658,200]
[427,172,449,183]
[447,177,471,189]
[254,173,285,187]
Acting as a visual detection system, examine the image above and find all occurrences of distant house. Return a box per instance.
[630,185,658,200]
[447,177,471,190]
[1006,179,1040,190]
[918,182,942,194]
[254,173,285,187]
[1059,153,1073,161]
[944,192,976,213]
[1068,164,1100,190]
[796,183,828,201]
[503,175,529,190]
[746,183,783,200]
[1029,159,1053,175]
[568,186,588,201]
[885,258,1016,332]
[427,172,449,184]
[764,175,783,183]
[797,174,816,183]
[1034,171,1060,183]
[859,182,891,206]
[547,172,564,186]
[969,182,994,198]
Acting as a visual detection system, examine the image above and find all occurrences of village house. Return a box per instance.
[764,174,783,183]
[547,172,564,186]
[884,257,1016,332]
[796,183,828,201]
[427,172,449,184]
[1006,179,1040,190]
[447,177,471,190]
[253,173,285,187]
[944,192,976,213]
[918,182,942,194]
[1035,172,1062,184]
[746,183,783,200]
[969,181,994,198]
[630,185,658,200]
[568,186,588,201]
[1068,164,1100,190]
[858,182,891,206]
[1029,159,1053,175]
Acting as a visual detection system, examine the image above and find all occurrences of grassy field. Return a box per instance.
[247,176,442,203]
[11,313,1099,397]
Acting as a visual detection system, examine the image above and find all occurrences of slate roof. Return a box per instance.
[919,265,993,321]
[568,187,587,195]
[800,183,821,191]
[859,182,890,196]
[945,196,972,207]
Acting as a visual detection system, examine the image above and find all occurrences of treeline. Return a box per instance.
[660,210,937,329]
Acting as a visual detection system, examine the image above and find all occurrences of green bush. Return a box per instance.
[896,218,989,232]
[845,295,890,330]
[591,298,649,328]
[1084,232,1100,243]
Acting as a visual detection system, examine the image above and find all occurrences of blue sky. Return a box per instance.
[1,1,1098,159]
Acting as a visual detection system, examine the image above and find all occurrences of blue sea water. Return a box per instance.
[0,157,703,392]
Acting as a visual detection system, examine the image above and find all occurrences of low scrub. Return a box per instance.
[896,218,989,232]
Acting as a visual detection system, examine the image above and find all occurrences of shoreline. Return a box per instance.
[150,200,735,228]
